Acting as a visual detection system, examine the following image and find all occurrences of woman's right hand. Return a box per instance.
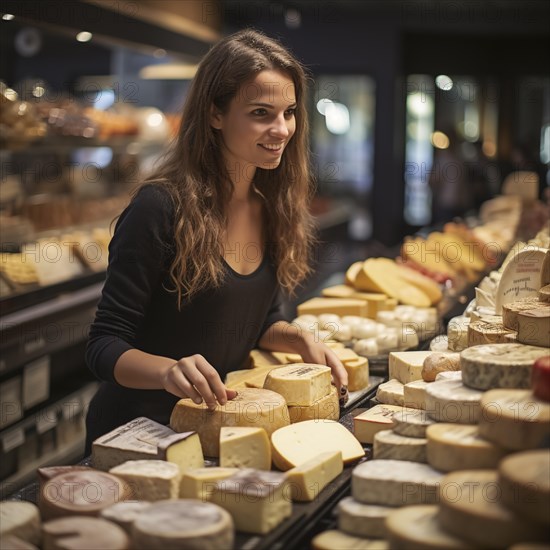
[161,354,238,410]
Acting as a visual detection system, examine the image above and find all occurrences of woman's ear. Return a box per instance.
[210,105,223,130]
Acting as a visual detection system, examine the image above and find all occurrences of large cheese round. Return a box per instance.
[438,470,548,548]
[478,389,550,450]
[499,450,550,525]
[271,420,365,470]
[502,297,547,330]
[337,497,390,539]
[131,499,234,550]
[426,423,508,472]
[0,501,41,546]
[392,408,435,438]
[425,379,483,424]
[42,517,129,550]
[468,319,517,347]
[351,459,443,506]
[100,501,152,534]
[40,470,133,520]
[373,430,427,463]
[170,388,289,457]
[460,343,548,390]
[311,530,388,550]
[385,505,471,549]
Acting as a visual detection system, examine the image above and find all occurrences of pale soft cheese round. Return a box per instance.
[337,497,391,539]
[392,409,435,438]
[0,501,41,546]
[386,505,471,550]
[438,470,549,548]
[311,530,389,550]
[373,430,427,463]
[100,501,152,534]
[426,423,508,472]
[352,460,444,506]
[425,379,482,424]
[170,388,289,457]
[376,379,405,407]
[460,343,548,390]
[131,499,234,550]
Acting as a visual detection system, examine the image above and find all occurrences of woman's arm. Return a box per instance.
[257,320,349,399]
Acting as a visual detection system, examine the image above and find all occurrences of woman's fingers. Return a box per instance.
[163,364,203,403]
[193,355,231,408]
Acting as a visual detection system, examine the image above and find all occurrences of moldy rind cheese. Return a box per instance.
[460,343,548,390]
[468,319,518,346]
[263,363,331,406]
[373,430,427,463]
[170,388,289,457]
[425,379,483,424]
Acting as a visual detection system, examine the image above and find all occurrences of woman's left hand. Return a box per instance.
[297,335,349,405]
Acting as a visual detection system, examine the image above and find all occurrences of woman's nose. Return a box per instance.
[270,114,291,138]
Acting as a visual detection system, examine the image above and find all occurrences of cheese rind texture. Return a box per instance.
[219,426,271,470]
[376,379,404,407]
[388,351,434,384]
[392,408,435,438]
[352,459,444,506]
[99,501,152,534]
[311,530,389,550]
[170,388,289,457]
[0,501,41,546]
[337,497,391,539]
[271,419,365,470]
[353,404,405,444]
[373,430,427,462]
[403,379,430,410]
[131,499,234,549]
[460,343,548,390]
[425,379,482,424]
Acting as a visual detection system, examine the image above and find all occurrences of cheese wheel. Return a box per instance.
[539,284,550,303]
[438,470,548,548]
[447,315,471,352]
[468,319,517,346]
[376,379,404,407]
[0,535,37,549]
[40,471,132,520]
[109,460,180,501]
[498,450,550,525]
[392,409,435,438]
[425,379,482,424]
[460,343,548,390]
[263,363,331,406]
[478,389,550,450]
[42,517,129,550]
[100,501,152,534]
[373,430,427,462]
[403,379,430,410]
[429,335,449,352]
[209,469,290,534]
[352,460,444,506]
[426,423,508,472]
[502,297,547,330]
[37,466,91,489]
[131,499,234,549]
[219,427,271,470]
[311,530,389,550]
[385,505,471,550]
[353,404,406,444]
[532,355,550,402]
[515,308,550,347]
[421,352,460,382]
[389,351,434,384]
[337,497,391,538]
[170,388,289,457]
[271,419,365,470]
[435,370,462,381]
[179,467,238,500]
[0,501,41,546]
[287,386,339,423]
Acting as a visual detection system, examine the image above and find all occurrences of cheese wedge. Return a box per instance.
[179,467,238,500]
[219,427,271,470]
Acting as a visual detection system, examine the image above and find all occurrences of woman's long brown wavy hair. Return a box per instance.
[141,29,315,306]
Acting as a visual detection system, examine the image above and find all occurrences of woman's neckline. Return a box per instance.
[222,254,267,278]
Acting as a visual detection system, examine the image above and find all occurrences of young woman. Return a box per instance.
[85,29,348,452]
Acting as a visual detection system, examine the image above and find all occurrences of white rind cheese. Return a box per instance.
[515,308,550,347]
[337,497,391,539]
[219,427,271,470]
[373,430,427,462]
[478,389,550,450]
[311,530,389,550]
[498,450,550,525]
[100,501,152,534]
[388,351,434,384]
[0,501,41,546]
[353,404,406,444]
[460,343,548,390]
[435,370,462,381]
[131,499,234,549]
[447,315,470,352]
[92,417,204,472]
[403,379,430,410]
[386,505,471,550]
[438,470,549,548]
[263,363,331,406]
[425,379,482,424]
[209,469,291,534]
[170,388,289,457]
[392,409,435,438]
[376,379,404,407]
[426,423,508,472]
[352,460,444,506]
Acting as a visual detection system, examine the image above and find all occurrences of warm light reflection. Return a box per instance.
[482,141,497,157]
[432,131,450,149]
[2,13,15,20]
[76,31,92,42]
[435,75,453,91]
[407,92,433,117]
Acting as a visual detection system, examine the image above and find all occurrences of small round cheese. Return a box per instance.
[100,501,152,534]
[354,338,379,357]
[425,379,482,424]
[373,429,427,462]
[352,320,378,340]
[311,530,388,550]
[392,409,435,438]
[0,501,41,546]
[337,497,390,539]
[429,335,449,352]
[318,313,341,330]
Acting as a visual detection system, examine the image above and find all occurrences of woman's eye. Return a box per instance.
[285,109,296,118]
[251,109,267,116]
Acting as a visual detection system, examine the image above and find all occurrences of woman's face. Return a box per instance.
[211,69,297,173]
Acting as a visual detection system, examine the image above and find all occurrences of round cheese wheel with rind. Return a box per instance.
[392,409,435,438]
[386,505,471,550]
[468,319,517,347]
[40,470,133,520]
[311,530,389,550]
[460,343,548,390]
[0,501,41,546]
[502,297,547,330]
[373,430,427,463]
[100,501,152,534]
[170,388,289,457]
[539,284,550,302]
[435,370,462,381]
[376,379,404,407]
[498,450,550,525]
[478,389,550,450]
[426,423,508,472]
[42,516,129,550]
[438,470,549,548]
[337,497,391,539]
[131,499,233,550]
[271,419,365,470]
[352,459,444,506]
[425,379,482,424]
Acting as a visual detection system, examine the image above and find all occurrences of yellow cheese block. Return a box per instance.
[297,297,369,318]
[248,349,285,368]
[345,261,364,286]
[287,386,339,423]
[344,356,370,392]
[219,427,271,470]
[170,388,289,457]
[321,284,388,318]
[179,467,238,500]
[225,364,284,390]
